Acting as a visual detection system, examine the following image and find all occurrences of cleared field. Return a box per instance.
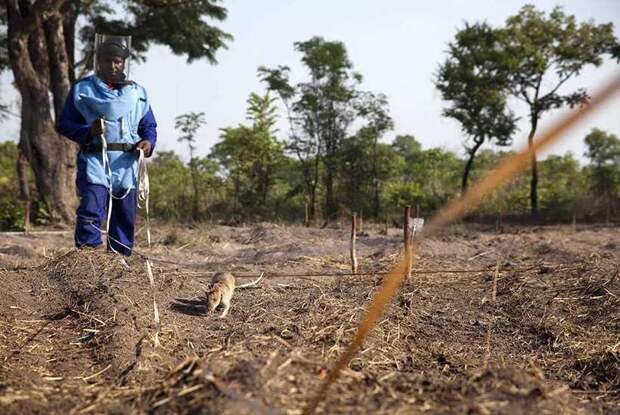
[0,223,618,414]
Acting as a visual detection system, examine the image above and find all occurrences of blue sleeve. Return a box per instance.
[138,106,157,154]
[57,86,91,145]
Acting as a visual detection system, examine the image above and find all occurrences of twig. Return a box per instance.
[238,272,265,289]
[81,364,112,382]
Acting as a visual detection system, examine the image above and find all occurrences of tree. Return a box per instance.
[148,151,192,221]
[436,22,517,192]
[175,111,206,220]
[210,92,284,217]
[0,140,24,230]
[2,0,231,222]
[501,5,619,215]
[353,92,394,217]
[412,148,462,212]
[339,128,400,218]
[391,134,423,184]
[538,153,585,219]
[584,128,620,221]
[259,36,361,222]
[392,134,422,164]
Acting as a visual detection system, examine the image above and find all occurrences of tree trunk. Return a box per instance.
[61,1,78,83]
[43,10,71,117]
[190,162,199,221]
[7,0,78,224]
[372,137,380,218]
[461,138,484,193]
[528,115,539,216]
[324,167,335,220]
[310,154,320,224]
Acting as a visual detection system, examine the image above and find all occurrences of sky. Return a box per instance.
[1,0,619,162]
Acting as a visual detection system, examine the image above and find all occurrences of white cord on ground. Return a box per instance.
[137,148,151,248]
[97,122,159,346]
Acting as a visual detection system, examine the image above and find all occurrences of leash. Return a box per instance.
[98,122,160,345]
[137,148,152,247]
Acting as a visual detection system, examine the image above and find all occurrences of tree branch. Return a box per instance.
[539,68,579,102]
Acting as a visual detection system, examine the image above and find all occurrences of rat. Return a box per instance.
[205,271,236,318]
[204,272,265,318]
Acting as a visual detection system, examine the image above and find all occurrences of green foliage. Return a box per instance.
[145,126,619,224]
[338,127,400,216]
[2,1,232,80]
[260,37,368,219]
[437,5,619,214]
[210,92,285,217]
[436,22,517,191]
[538,153,586,218]
[174,111,207,220]
[503,5,618,113]
[76,0,232,73]
[175,112,206,157]
[584,129,620,219]
[0,141,24,230]
[383,181,424,214]
[585,128,620,166]
[148,151,192,220]
[500,5,619,214]
[412,148,462,212]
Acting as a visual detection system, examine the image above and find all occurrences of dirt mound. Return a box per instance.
[493,258,619,398]
[30,250,162,381]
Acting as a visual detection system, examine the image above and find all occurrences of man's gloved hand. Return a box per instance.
[90,119,105,138]
[136,140,152,157]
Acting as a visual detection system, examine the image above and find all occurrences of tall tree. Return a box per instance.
[258,64,322,222]
[2,0,231,222]
[584,128,620,221]
[210,92,284,216]
[354,91,393,217]
[175,111,206,221]
[339,128,399,218]
[436,22,517,193]
[501,5,618,216]
[259,36,361,222]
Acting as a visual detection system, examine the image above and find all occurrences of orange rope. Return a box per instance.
[304,72,620,414]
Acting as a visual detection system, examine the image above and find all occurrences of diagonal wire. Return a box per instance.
[304,72,620,414]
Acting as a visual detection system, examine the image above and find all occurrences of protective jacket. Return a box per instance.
[58,75,157,192]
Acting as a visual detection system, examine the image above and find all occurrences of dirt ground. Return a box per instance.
[0,222,618,414]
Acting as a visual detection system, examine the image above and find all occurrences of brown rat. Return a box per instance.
[205,271,235,318]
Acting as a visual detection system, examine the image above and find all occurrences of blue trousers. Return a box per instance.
[75,182,137,256]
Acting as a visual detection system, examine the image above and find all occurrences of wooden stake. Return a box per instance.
[404,206,412,279]
[350,213,358,274]
[572,213,576,233]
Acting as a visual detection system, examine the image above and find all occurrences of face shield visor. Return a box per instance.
[93,34,132,84]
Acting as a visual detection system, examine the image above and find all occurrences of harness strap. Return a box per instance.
[83,142,137,153]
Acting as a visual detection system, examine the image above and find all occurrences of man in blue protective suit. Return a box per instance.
[58,36,157,256]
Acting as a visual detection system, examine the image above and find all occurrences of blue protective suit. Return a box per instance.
[58,75,157,255]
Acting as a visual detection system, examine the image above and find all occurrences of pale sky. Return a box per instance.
[1,0,619,162]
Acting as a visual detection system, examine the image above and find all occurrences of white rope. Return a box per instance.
[145,258,161,346]
[97,121,159,345]
[137,148,151,248]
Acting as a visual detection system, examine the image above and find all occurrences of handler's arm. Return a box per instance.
[137,106,157,157]
[57,86,92,145]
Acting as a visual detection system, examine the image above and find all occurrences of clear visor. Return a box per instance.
[93,34,132,83]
